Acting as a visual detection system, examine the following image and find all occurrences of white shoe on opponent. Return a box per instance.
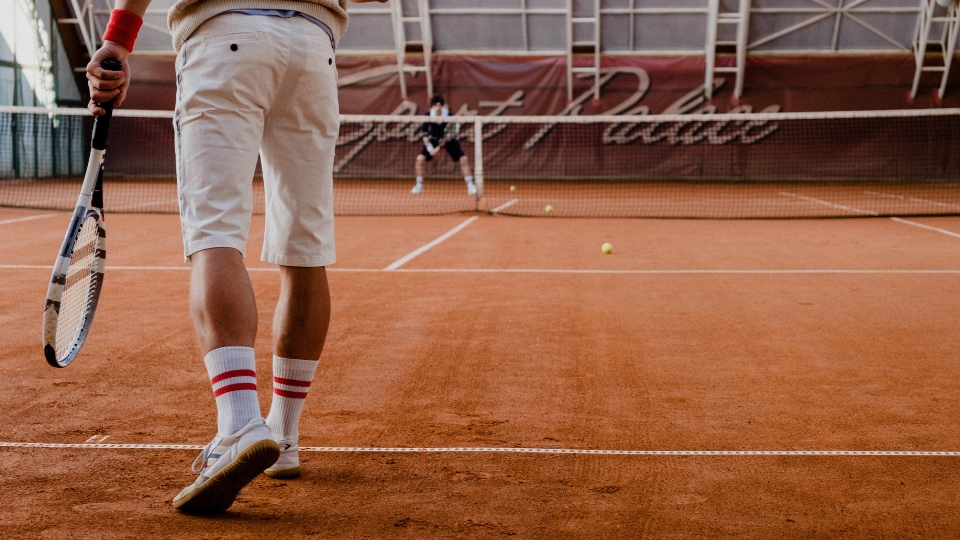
[467,182,477,196]
[172,417,279,513]
[264,438,301,479]
[411,183,423,195]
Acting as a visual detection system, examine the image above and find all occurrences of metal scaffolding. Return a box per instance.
[49,0,960,101]
[566,0,600,102]
[391,0,433,100]
[911,0,960,100]
[704,0,750,100]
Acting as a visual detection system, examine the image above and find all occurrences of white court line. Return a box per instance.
[779,192,878,216]
[890,217,960,239]
[864,191,960,211]
[0,213,60,225]
[384,216,479,270]
[1,265,959,274]
[491,199,519,213]
[781,192,960,238]
[113,200,179,211]
[387,268,960,274]
[0,441,957,456]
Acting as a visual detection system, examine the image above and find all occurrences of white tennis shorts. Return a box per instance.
[174,13,338,267]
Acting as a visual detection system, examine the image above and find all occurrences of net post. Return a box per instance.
[473,119,483,200]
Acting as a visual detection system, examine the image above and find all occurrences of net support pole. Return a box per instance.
[473,119,483,200]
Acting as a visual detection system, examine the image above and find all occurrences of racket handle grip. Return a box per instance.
[92,59,122,150]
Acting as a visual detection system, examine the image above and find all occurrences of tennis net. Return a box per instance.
[2,106,958,218]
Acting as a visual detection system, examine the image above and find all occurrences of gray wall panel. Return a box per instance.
[433,14,526,50]
[527,15,567,51]
[338,14,396,50]
[633,14,706,51]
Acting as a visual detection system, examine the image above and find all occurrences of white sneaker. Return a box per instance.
[467,183,477,196]
[410,184,423,195]
[264,438,301,479]
[172,418,279,513]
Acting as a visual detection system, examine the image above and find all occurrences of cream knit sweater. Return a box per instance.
[167,0,347,53]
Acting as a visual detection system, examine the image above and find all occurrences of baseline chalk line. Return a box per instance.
[2,265,959,274]
[1,442,958,456]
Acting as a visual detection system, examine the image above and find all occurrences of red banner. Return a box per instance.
[335,55,960,116]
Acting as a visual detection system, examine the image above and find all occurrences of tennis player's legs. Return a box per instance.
[176,14,269,354]
[177,14,336,357]
[444,140,475,194]
[257,16,338,478]
[173,13,279,513]
[172,13,337,508]
[258,14,337,360]
[412,145,433,193]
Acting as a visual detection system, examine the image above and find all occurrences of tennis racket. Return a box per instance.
[424,125,459,155]
[42,58,120,368]
[444,119,462,142]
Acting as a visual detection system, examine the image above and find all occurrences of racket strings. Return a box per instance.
[55,217,101,359]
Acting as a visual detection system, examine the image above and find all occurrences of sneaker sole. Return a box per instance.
[263,465,301,479]
[172,439,280,514]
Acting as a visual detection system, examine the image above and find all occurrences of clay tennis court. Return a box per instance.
[2,205,960,537]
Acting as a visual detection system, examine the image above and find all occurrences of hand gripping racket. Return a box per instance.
[43,59,120,368]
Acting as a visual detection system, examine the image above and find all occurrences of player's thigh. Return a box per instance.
[258,18,338,267]
[445,140,466,162]
[175,15,278,260]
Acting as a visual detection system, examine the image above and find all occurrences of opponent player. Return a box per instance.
[411,94,476,196]
[86,0,386,514]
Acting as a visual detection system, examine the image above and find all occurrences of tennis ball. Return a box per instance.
[510,185,516,192]
[602,242,613,254]
[544,205,553,213]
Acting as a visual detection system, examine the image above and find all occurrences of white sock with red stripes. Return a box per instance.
[204,346,262,437]
[265,356,319,442]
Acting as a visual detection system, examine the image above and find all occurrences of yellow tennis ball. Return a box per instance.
[510,185,516,192]
[544,205,553,213]
[602,242,613,254]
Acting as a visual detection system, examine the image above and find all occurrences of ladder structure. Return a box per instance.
[392,0,433,100]
[566,0,601,102]
[704,0,750,100]
[910,0,960,101]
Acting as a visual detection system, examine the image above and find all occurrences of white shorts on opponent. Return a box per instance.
[174,13,338,267]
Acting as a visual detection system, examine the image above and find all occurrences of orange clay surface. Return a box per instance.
[1,207,960,537]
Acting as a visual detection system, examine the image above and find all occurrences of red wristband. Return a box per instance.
[103,9,143,53]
